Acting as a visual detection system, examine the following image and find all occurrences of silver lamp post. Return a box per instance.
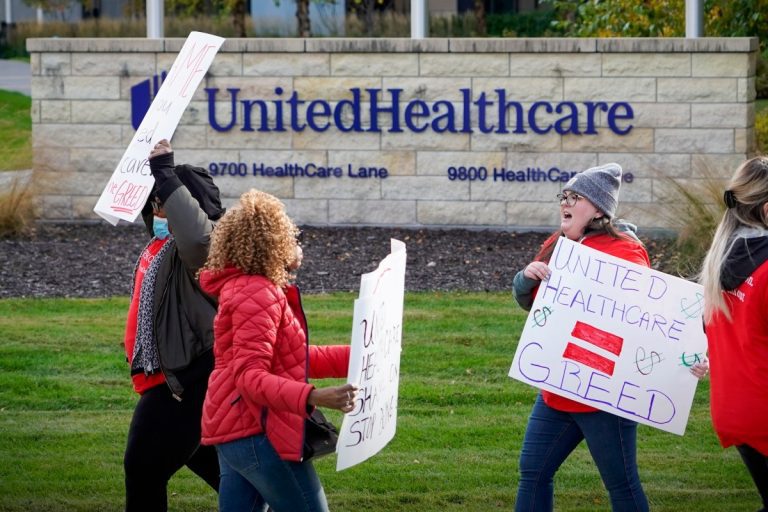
[147,0,164,38]
[411,0,428,39]
[685,0,703,38]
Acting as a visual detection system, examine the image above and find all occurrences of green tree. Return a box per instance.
[543,0,684,37]
[544,0,768,50]
[706,0,768,51]
[156,0,247,35]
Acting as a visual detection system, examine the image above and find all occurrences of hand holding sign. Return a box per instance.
[309,384,359,414]
[149,139,173,160]
[94,31,225,225]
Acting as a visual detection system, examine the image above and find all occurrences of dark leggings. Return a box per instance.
[124,379,219,512]
[737,444,768,511]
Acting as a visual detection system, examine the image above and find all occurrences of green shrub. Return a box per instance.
[487,10,558,37]
[757,52,768,100]
[756,105,768,154]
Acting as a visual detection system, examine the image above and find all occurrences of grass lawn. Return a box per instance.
[0,89,32,171]
[0,293,760,511]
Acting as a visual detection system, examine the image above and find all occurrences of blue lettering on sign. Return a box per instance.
[204,87,634,136]
[129,73,635,136]
[130,72,167,130]
[445,166,634,184]
[128,74,639,186]
[208,162,390,179]
[208,161,635,185]
[517,341,676,425]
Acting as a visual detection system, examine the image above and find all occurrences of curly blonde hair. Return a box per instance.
[202,189,299,287]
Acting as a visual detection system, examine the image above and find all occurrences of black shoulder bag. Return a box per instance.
[303,409,338,461]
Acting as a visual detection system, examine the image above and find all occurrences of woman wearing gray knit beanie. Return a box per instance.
[511,163,651,512]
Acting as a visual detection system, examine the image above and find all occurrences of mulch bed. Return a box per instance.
[0,223,681,298]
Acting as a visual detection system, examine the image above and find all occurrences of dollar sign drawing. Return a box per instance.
[532,306,553,327]
[635,346,663,375]
[680,352,702,367]
[681,293,704,319]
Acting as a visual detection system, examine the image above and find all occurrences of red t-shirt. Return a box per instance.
[124,238,168,394]
[706,261,768,455]
[541,233,651,413]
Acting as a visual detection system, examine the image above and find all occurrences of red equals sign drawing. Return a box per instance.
[562,321,624,377]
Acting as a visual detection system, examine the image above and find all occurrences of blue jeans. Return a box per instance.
[216,434,329,512]
[515,394,649,512]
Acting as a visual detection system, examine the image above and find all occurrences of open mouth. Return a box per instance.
[562,211,572,220]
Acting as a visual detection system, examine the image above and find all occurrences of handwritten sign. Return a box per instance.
[509,237,707,435]
[336,239,406,471]
[93,31,225,225]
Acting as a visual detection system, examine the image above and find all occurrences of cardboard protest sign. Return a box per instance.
[94,31,225,225]
[509,237,707,435]
[336,239,406,471]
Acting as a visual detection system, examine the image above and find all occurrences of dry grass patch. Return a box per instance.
[0,174,37,238]
[649,164,727,278]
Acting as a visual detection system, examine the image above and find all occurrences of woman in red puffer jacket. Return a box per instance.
[198,189,357,512]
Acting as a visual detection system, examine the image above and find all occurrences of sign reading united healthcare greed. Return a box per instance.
[509,238,708,435]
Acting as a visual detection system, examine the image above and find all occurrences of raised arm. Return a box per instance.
[149,140,215,273]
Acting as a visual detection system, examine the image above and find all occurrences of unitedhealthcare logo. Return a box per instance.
[130,72,167,130]
[129,73,635,136]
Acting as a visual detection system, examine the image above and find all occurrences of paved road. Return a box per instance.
[0,59,31,95]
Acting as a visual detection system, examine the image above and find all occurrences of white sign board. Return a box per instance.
[509,237,707,435]
[336,239,407,471]
[93,31,225,225]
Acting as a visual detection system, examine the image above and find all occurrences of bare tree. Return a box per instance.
[297,0,311,36]
[350,0,378,36]
[474,0,486,36]
[364,0,374,36]
[230,0,246,36]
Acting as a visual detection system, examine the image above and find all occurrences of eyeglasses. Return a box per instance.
[556,192,583,207]
[150,199,163,211]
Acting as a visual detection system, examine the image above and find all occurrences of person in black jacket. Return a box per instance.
[122,139,224,512]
